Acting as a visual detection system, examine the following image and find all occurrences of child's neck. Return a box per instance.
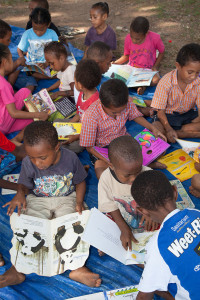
[61,60,70,72]
[96,22,107,34]
[82,88,97,100]
[177,71,187,93]
[0,68,5,77]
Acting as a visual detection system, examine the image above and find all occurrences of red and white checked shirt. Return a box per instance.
[80,98,143,147]
[151,69,200,114]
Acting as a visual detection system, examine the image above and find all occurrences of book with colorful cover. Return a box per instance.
[68,285,140,300]
[24,89,57,116]
[131,95,147,107]
[170,179,195,210]
[94,147,109,161]
[53,96,77,118]
[158,149,199,181]
[134,129,170,166]
[53,122,82,140]
[1,174,19,195]
[82,208,157,265]
[22,64,57,78]
[176,138,200,163]
[104,64,158,87]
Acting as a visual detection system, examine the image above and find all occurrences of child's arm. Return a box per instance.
[17,47,26,58]
[110,209,138,250]
[49,82,75,100]
[0,179,18,191]
[75,180,86,214]
[137,291,174,300]
[139,215,159,231]
[46,80,60,93]
[3,184,29,216]
[134,115,167,141]
[62,134,80,145]
[68,113,80,123]
[157,110,178,143]
[152,52,164,71]
[114,55,129,65]
[6,103,49,121]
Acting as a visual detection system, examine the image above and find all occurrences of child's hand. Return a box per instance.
[61,135,79,145]
[36,111,49,121]
[17,56,26,67]
[3,194,26,216]
[151,66,158,71]
[75,202,85,214]
[37,62,48,69]
[140,215,159,231]
[151,126,167,142]
[166,128,178,143]
[120,225,138,251]
[50,92,60,100]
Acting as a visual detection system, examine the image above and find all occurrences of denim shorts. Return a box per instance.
[14,71,38,91]
[155,109,198,130]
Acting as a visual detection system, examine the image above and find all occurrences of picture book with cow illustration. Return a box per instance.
[10,211,90,276]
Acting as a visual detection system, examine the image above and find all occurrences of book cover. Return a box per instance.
[94,147,109,161]
[24,89,57,116]
[53,96,77,118]
[158,149,199,181]
[170,179,195,210]
[130,95,147,107]
[176,138,200,163]
[1,174,19,195]
[104,64,158,88]
[10,210,90,276]
[82,208,157,265]
[53,122,82,140]
[134,129,170,166]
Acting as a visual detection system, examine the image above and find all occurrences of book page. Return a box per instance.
[39,89,57,114]
[10,213,51,276]
[127,68,158,87]
[51,210,90,275]
[106,285,139,300]
[67,293,105,300]
[170,179,195,209]
[104,64,133,83]
[53,122,81,140]
[1,174,19,195]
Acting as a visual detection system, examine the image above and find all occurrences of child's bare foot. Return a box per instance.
[137,86,146,95]
[148,161,167,169]
[194,162,200,172]
[189,186,200,198]
[98,249,105,256]
[0,254,5,267]
[69,266,101,287]
[0,266,25,288]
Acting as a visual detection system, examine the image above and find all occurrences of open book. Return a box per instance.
[68,285,140,300]
[94,129,170,165]
[1,174,19,195]
[104,64,158,87]
[158,149,199,181]
[24,89,57,116]
[22,63,57,78]
[170,179,195,210]
[176,138,200,163]
[82,208,157,265]
[130,95,147,107]
[10,210,90,276]
[53,122,82,140]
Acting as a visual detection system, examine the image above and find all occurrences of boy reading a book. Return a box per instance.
[3,121,101,288]
[80,78,166,179]
[152,43,200,143]
[131,170,200,300]
[98,136,158,251]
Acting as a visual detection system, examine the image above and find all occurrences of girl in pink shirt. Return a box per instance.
[115,16,165,96]
[0,44,48,135]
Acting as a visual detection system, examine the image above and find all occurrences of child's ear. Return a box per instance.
[102,13,108,21]
[175,62,181,70]
[172,184,178,203]
[55,143,60,152]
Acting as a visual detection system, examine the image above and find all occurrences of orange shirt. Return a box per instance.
[151,70,200,114]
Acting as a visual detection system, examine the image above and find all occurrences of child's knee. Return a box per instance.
[151,74,160,86]
[191,174,200,189]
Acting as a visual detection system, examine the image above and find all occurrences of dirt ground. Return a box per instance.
[0,0,200,75]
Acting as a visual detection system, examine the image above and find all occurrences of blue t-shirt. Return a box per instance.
[18,28,58,63]
[138,208,200,299]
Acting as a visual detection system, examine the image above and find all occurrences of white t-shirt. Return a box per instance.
[57,64,76,91]
[98,166,150,229]
[138,208,200,299]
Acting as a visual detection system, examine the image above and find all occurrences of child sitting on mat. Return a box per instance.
[17,7,58,79]
[44,41,75,99]
[3,121,101,288]
[98,136,158,251]
[0,19,37,92]
[84,2,116,54]
[80,78,166,179]
[115,16,165,96]
[0,44,48,135]
[151,43,200,143]
[27,0,60,37]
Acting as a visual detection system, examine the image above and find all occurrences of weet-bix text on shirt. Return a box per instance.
[138,208,200,299]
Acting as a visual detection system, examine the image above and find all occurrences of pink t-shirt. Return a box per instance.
[124,31,165,69]
[76,90,99,120]
[0,75,16,124]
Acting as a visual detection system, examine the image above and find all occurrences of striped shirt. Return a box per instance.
[80,98,143,147]
[151,69,200,114]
